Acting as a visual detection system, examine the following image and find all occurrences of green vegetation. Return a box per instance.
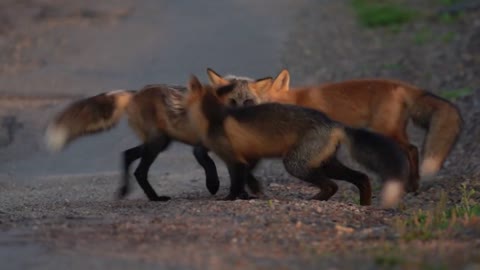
[351,0,465,30]
[439,0,461,6]
[382,63,404,70]
[438,0,464,23]
[441,31,455,43]
[414,28,434,45]
[450,183,480,218]
[351,0,416,28]
[439,12,463,23]
[440,87,473,101]
[374,252,405,268]
[413,28,455,46]
[394,183,480,241]
[370,243,457,270]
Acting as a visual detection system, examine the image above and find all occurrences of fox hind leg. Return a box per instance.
[406,144,420,192]
[310,177,339,201]
[283,138,339,202]
[117,144,143,199]
[284,157,339,201]
[322,157,372,205]
[133,135,171,201]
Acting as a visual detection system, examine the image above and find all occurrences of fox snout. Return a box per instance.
[228,98,256,107]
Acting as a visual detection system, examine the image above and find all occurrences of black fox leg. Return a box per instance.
[133,135,171,201]
[300,165,338,201]
[283,137,339,202]
[309,176,339,201]
[117,144,144,199]
[222,162,248,200]
[288,162,338,201]
[322,157,372,205]
[245,160,263,195]
[405,144,419,193]
[193,145,220,195]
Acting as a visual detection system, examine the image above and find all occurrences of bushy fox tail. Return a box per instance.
[45,90,135,152]
[340,127,410,208]
[409,92,463,177]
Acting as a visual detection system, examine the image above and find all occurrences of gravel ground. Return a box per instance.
[1,0,480,269]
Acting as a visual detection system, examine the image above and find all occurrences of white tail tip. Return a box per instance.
[45,124,68,152]
[381,180,405,209]
[420,157,441,177]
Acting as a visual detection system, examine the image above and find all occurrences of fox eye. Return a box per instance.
[229,99,238,107]
[243,99,255,106]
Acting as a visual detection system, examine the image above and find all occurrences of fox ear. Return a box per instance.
[188,75,203,94]
[207,68,229,86]
[271,69,290,93]
[249,77,273,96]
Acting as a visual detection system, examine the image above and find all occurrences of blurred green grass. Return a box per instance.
[351,0,416,28]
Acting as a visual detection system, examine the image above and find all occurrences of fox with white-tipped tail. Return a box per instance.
[185,75,410,208]
[208,68,464,193]
[45,80,273,201]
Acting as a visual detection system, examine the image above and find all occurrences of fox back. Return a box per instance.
[186,77,409,207]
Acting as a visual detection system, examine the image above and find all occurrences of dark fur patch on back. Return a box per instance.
[216,84,236,97]
[202,91,227,136]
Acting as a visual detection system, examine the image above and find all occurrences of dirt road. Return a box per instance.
[1,0,479,269]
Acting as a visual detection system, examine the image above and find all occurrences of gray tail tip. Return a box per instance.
[380,180,405,209]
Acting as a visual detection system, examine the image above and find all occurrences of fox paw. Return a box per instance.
[238,191,257,200]
[219,191,256,201]
[116,185,130,200]
[149,195,171,202]
[206,178,220,195]
[219,194,237,201]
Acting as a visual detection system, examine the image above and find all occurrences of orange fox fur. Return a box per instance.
[185,76,410,207]
[209,69,463,192]
[45,80,272,200]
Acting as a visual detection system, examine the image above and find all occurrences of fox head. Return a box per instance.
[186,75,229,136]
[186,75,237,108]
[206,68,273,106]
[207,68,291,103]
[258,69,291,102]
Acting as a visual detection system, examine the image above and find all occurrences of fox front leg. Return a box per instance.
[245,160,263,196]
[222,162,250,200]
[193,145,220,195]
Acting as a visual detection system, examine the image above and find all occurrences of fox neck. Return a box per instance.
[265,90,297,104]
[190,91,227,141]
[201,92,227,131]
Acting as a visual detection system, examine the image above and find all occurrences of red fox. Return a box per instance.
[207,69,463,192]
[185,75,410,208]
[45,80,272,201]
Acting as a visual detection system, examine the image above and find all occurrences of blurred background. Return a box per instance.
[0,0,479,269]
[1,0,479,176]
[0,0,301,176]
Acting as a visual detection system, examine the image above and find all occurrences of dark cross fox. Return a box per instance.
[45,79,272,201]
[185,76,411,208]
[208,68,463,193]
